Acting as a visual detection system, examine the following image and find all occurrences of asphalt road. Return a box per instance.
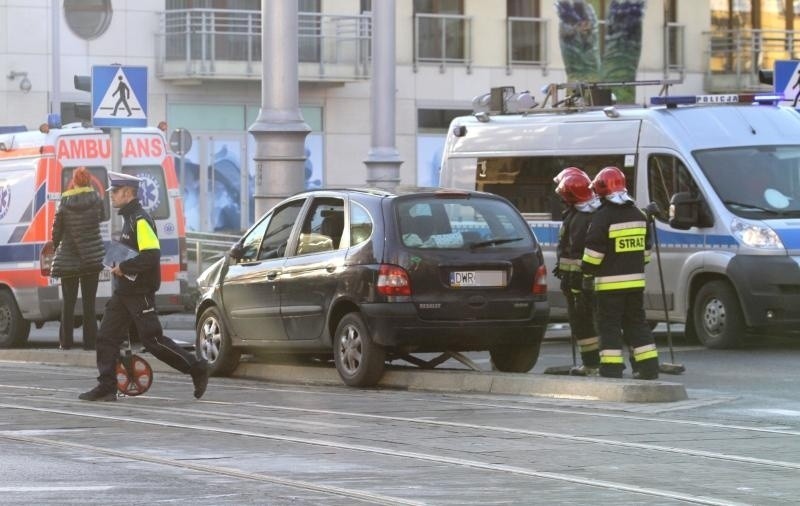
[2,322,800,504]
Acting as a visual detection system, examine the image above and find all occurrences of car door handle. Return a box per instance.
[266,270,279,280]
[325,264,336,273]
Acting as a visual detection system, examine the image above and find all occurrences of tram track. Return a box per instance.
[0,391,790,506]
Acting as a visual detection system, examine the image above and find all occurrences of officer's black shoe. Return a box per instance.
[191,360,209,399]
[78,385,117,402]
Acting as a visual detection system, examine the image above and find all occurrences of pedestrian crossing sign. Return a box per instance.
[91,65,148,127]
[773,60,800,106]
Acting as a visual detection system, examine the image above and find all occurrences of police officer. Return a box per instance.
[581,166,659,380]
[79,171,209,401]
[553,168,601,375]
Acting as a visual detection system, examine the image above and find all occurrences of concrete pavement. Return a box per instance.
[1,312,688,403]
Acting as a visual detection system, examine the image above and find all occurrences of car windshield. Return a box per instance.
[396,195,534,250]
[694,145,800,217]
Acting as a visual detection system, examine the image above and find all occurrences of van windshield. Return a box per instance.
[694,146,800,217]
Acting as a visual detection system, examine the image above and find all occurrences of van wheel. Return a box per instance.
[196,306,241,376]
[333,313,385,387]
[0,290,31,348]
[490,332,543,373]
[693,280,744,349]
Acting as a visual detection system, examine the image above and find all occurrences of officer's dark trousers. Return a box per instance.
[596,289,659,378]
[95,293,198,391]
[60,272,99,349]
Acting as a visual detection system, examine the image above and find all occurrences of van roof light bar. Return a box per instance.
[650,94,782,108]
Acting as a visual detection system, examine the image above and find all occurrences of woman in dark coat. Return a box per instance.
[51,167,105,350]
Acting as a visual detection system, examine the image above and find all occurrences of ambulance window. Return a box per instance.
[475,155,630,219]
[647,154,699,222]
[123,166,169,220]
[61,166,110,221]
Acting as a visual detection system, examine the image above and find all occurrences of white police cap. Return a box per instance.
[106,171,142,191]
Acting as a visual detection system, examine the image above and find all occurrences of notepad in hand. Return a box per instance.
[104,241,138,282]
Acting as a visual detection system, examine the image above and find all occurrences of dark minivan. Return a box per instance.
[195,188,549,387]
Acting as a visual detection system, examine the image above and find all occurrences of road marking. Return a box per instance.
[0,486,114,492]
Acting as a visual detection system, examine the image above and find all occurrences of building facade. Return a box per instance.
[2,0,795,232]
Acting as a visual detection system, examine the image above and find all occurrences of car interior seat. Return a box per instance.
[411,214,436,242]
[320,211,345,249]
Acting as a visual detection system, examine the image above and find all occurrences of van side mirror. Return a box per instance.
[669,192,713,229]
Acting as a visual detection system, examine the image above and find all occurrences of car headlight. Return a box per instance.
[731,218,784,250]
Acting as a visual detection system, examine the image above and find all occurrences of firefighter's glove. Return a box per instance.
[552,265,562,279]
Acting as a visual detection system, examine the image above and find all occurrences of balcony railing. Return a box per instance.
[705,28,800,92]
[506,16,548,73]
[413,13,472,72]
[155,9,371,82]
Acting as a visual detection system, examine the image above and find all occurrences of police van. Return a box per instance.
[440,85,800,348]
[0,124,189,347]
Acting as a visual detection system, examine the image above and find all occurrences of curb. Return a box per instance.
[0,349,688,403]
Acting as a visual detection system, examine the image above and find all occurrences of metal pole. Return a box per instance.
[364,0,402,190]
[249,0,310,219]
[110,128,122,238]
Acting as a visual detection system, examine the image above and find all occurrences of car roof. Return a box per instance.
[290,186,500,200]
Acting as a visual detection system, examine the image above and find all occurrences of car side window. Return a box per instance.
[294,197,345,256]
[258,200,304,260]
[647,154,700,223]
[237,216,271,263]
[350,202,373,246]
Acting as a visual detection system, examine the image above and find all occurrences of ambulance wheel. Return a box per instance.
[0,290,30,348]
[692,280,744,349]
[333,313,385,387]
[196,306,240,377]
[490,330,544,373]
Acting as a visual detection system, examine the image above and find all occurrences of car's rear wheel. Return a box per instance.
[196,306,241,376]
[490,332,543,373]
[333,313,385,387]
[0,290,30,348]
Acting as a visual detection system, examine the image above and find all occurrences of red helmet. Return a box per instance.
[556,172,594,204]
[553,167,587,185]
[590,166,627,197]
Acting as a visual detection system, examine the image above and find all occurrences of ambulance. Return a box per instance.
[0,124,189,347]
[440,86,800,348]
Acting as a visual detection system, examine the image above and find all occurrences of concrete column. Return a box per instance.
[248,0,311,219]
[364,0,403,190]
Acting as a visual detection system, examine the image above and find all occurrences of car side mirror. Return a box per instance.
[229,242,244,262]
[669,192,713,230]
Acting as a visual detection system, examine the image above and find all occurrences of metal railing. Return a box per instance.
[185,230,239,279]
[506,16,548,73]
[156,8,371,81]
[706,28,800,91]
[414,13,472,72]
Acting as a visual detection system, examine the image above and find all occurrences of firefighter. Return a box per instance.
[553,168,601,375]
[581,166,660,380]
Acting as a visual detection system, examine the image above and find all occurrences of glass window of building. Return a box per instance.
[299,0,322,63]
[507,1,542,65]
[63,0,113,41]
[417,108,470,186]
[414,0,466,64]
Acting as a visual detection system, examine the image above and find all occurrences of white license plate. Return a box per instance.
[449,270,506,287]
[99,269,112,282]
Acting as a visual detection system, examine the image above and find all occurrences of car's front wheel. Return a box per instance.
[333,313,385,387]
[490,332,544,373]
[196,306,241,376]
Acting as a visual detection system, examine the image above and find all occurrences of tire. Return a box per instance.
[692,280,744,349]
[490,331,544,373]
[0,290,31,348]
[196,306,241,376]
[333,313,385,387]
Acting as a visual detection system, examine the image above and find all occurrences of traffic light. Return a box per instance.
[73,74,92,122]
